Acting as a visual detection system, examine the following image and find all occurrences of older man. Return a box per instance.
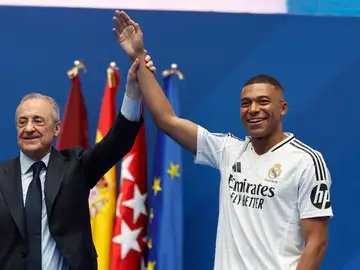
[0,55,155,270]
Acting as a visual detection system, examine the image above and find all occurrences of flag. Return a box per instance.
[110,106,148,270]
[56,62,89,150]
[88,63,119,270]
[146,66,184,270]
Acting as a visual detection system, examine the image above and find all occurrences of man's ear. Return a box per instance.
[54,122,61,137]
[281,101,288,116]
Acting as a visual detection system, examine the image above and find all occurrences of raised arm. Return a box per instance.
[82,52,154,189]
[112,10,198,155]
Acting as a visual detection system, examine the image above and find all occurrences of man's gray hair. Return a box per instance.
[15,93,61,123]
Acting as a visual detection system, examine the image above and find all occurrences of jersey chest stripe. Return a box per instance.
[293,139,326,181]
[289,141,325,181]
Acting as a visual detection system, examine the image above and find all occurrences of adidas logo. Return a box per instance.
[232,162,241,173]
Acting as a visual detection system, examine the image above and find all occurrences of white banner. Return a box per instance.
[0,0,287,14]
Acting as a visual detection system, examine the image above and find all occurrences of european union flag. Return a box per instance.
[146,66,183,270]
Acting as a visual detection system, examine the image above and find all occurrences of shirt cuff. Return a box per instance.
[120,93,142,122]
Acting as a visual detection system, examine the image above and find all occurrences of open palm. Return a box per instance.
[113,11,144,59]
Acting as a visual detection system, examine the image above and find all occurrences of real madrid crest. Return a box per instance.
[268,163,282,179]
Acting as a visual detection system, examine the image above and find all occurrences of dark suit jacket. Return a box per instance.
[0,112,143,270]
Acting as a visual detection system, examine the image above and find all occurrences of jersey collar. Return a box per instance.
[245,133,295,153]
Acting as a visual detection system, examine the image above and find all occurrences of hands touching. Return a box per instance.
[113,10,198,155]
[125,50,156,100]
[113,10,153,100]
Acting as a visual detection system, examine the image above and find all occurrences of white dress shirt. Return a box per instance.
[19,93,141,269]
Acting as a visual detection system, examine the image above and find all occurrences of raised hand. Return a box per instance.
[125,51,156,100]
[112,10,145,61]
[128,50,156,82]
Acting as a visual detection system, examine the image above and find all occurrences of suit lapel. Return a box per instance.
[0,157,26,238]
[44,148,69,216]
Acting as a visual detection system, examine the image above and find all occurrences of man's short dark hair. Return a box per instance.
[243,74,284,92]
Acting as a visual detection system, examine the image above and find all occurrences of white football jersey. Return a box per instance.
[195,125,333,270]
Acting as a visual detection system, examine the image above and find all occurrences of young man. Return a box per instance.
[113,11,333,270]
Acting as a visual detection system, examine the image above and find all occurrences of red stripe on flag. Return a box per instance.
[110,115,148,270]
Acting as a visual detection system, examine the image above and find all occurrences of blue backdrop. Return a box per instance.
[0,6,358,269]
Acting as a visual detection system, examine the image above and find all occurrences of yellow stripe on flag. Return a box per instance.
[90,130,117,270]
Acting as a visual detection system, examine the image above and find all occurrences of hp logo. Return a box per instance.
[310,183,331,209]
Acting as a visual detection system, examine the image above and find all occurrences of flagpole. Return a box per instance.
[67,60,87,79]
[162,63,184,80]
[107,61,119,88]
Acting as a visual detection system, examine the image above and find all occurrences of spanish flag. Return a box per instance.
[89,62,119,270]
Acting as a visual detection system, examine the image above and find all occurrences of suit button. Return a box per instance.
[20,252,26,258]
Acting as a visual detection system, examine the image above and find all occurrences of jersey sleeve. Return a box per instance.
[194,125,230,170]
[297,153,333,220]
